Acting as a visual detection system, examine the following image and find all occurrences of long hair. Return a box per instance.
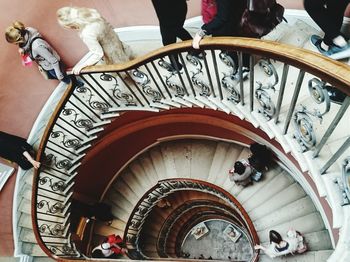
[234,161,246,175]
[57,6,103,30]
[269,230,283,244]
[5,21,26,43]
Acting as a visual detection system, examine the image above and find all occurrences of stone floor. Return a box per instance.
[181,219,253,261]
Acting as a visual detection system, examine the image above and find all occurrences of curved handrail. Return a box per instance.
[30,36,350,260]
[78,37,350,95]
[123,178,259,259]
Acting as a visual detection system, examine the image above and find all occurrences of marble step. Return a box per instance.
[242,171,294,211]
[249,183,306,221]
[258,212,325,243]
[22,243,47,257]
[259,250,333,262]
[303,230,333,251]
[253,196,316,231]
[207,142,236,184]
[120,170,147,199]
[129,160,154,188]
[236,165,283,202]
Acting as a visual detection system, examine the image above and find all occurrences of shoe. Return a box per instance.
[188,50,206,59]
[310,35,328,55]
[232,67,249,81]
[311,34,350,57]
[325,85,346,104]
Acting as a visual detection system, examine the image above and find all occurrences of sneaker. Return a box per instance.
[188,50,206,59]
[325,85,346,104]
[311,34,349,57]
[310,35,328,55]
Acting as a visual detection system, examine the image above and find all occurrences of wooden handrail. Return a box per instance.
[78,37,350,96]
[31,82,76,259]
[29,36,348,260]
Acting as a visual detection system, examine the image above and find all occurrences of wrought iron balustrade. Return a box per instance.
[31,37,350,260]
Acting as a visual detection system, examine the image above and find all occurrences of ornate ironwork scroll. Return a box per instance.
[255,59,279,119]
[293,78,331,152]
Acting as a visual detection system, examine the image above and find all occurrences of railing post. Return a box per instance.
[320,136,350,174]
[313,96,350,158]
[283,70,305,134]
[238,52,244,106]
[249,55,255,112]
[274,64,289,124]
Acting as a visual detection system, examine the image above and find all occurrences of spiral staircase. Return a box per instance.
[11,13,350,262]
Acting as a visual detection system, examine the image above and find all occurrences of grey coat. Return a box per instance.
[20,27,65,80]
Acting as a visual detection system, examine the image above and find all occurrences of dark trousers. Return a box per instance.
[152,0,192,67]
[304,0,350,45]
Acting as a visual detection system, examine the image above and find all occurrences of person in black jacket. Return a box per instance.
[304,0,350,57]
[193,0,249,78]
[0,131,40,170]
[151,0,193,71]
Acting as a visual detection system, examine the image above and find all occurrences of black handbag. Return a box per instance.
[239,0,285,38]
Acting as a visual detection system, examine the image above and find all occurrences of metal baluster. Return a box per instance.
[79,75,112,107]
[47,140,78,157]
[202,51,216,98]
[249,55,255,112]
[116,72,145,106]
[211,50,223,100]
[86,73,120,106]
[313,96,350,157]
[274,64,289,124]
[57,118,89,138]
[72,93,101,119]
[144,64,166,99]
[179,53,196,96]
[283,70,305,134]
[66,101,96,123]
[169,55,189,96]
[151,61,173,99]
[46,146,74,161]
[54,124,84,141]
[125,71,151,105]
[320,136,350,174]
[238,52,244,105]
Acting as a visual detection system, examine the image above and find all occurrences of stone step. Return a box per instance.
[188,140,217,180]
[129,160,154,189]
[120,170,147,199]
[243,171,294,212]
[254,196,316,231]
[107,190,135,214]
[259,249,333,262]
[258,212,325,243]
[149,147,167,181]
[18,198,31,215]
[207,142,234,184]
[236,165,283,202]
[249,183,306,221]
[139,154,160,185]
[22,243,47,257]
[159,143,179,179]
[111,179,139,206]
[304,230,333,251]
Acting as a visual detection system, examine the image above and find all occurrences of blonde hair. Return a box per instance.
[5,21,26,43]
[57,6,103,30]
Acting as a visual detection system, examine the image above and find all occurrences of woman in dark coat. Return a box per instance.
[151,0,193,70]
[193,0,249,76]
[0,131,40,170]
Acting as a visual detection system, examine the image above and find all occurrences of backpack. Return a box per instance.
[239,0,285,38]
[202,0,217,23]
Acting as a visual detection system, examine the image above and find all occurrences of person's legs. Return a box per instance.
[324,0,350,44]
[306,0,350,54]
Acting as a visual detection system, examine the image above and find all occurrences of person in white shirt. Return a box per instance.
[57,6,134,75]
